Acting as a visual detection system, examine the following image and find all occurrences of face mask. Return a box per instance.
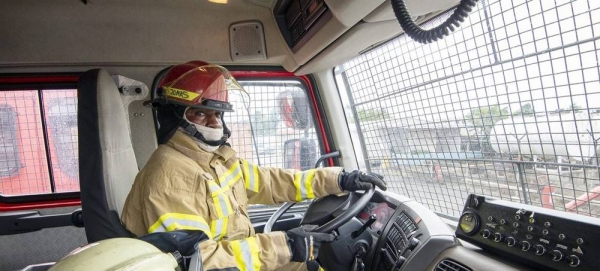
[193,123,224,141]
[183,108,225,141]
[182,110,224,152]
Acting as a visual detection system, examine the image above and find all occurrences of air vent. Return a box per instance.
[396,212,417,236]
[435,259,471,271]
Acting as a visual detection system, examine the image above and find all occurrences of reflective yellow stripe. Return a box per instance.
[210,217,229,241]
[219,163,241,186]
[242,160,260,192]
[209,181,234,218]
[212,165,242,197]
[231,240,247,271]
[148,213,212,238]
[164,86,200,101]
[231,237,261,271]
[248,237,261,271]
[305,169,315,199]
[294,169,316,201]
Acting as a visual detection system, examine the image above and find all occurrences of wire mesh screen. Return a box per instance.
[230,80,321,210]
[43,90,79,192]
[338,0,600,219]
[0,89,80,196]
[228,80,321,170]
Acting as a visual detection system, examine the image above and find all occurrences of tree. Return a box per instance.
[466,105,509,133]
[568,103,582,112]
[512,103,534,116]
[465,105,509,153]
[356,108,388,122]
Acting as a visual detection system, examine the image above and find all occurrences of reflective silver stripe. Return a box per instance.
[210,182,232,217]
[299,171,308,200]
[242,160,259,192]
[247,166,256,190]
[150,216,210,234]
[220,165,242,188]
[210,182,221,193]
[247,163,258,192]
[217,194,231,216]
[211,218,227,241]
[239,240,254,271]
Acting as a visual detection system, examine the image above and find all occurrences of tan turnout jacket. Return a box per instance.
[122,131,343,271]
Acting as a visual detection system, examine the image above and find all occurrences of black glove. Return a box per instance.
[286,225,336,263]
[339,170,387,192]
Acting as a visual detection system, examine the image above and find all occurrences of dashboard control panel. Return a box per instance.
[370,205,422,271]
[456,194,600,271]
[273,0,332,52]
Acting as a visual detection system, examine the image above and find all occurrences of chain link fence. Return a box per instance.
[337,0,600,219]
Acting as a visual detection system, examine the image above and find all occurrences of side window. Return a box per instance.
[44,91,79,191]
[228,80,321,170]
[0,89,78,197]
[336,0,600,219]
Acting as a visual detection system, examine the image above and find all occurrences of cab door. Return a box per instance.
[0,75,86,271]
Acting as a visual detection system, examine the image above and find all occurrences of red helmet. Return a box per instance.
[156,61,243,112]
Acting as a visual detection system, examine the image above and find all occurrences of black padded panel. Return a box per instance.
[78,69,133,242]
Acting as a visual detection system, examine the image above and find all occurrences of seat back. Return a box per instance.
[77,69,141,242]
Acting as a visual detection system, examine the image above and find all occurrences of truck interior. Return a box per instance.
[2,0,600,270]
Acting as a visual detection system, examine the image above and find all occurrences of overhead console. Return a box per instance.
[273,0,333,53]
[456,194,600,271]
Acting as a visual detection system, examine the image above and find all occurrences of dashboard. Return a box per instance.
[312,192,458,271]
[309,191,600,271]
[455,194,600,271]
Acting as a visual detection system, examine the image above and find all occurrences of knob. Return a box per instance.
[550,250,563,261]
[567,255,580,267]
[407,238,420,250]
[469,197,479,208]
[520,241,531,251]
[481,229,492,239]
[506,237,517,247]
[493,232,505,243]
[534,244,547,255]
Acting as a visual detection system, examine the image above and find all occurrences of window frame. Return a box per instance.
[0,73,81,210]
[229,68,339,167]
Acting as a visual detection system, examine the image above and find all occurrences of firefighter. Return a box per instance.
[121,61,387,270]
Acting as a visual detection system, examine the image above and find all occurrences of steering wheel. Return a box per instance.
[263,185,376,233]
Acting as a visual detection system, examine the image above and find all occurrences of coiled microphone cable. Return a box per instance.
[391,0,479,44]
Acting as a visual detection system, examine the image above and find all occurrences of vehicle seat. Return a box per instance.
[77,69,146,242]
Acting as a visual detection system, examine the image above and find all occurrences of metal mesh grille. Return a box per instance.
[338,0,600,219]
[230,80,321,170]
[0,89,79,196]
[232,80,321,210]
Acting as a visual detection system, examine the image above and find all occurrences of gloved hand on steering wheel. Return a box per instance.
[286,225,336,270]
[339,170,387,192]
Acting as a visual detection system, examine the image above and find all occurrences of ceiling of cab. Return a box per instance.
[0,0,458,74]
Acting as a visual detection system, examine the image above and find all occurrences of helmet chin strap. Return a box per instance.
[178,115,231,147]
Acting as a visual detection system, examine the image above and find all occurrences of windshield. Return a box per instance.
[337,0,600,219]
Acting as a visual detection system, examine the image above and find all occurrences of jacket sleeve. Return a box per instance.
[141,188,292,271]
[239,159,344,205]
[198,231,291,271]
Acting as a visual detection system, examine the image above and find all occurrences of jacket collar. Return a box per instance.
[167,131,236,162]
